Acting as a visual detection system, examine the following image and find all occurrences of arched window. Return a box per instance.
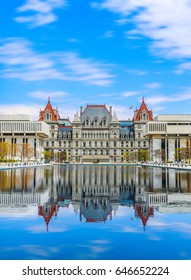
[102,117,107,127]
[44,110,52,121]
[86,118,90,126]
[94,117,98,127]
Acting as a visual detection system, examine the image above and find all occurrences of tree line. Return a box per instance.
[0,142,34,162]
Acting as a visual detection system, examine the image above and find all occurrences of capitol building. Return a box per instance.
[1,97,191,163]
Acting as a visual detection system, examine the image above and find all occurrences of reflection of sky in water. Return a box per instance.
[0,205,191,260]
[1,165,191,260]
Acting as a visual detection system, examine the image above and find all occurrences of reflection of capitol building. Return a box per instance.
[1,165,191,229]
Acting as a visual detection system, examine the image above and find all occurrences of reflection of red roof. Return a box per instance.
[38,204,58,231]
[39,97,60,121]
[135,98,153,121]
[136,205,154,226]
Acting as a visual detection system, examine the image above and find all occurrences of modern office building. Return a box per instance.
[0,114,49,162]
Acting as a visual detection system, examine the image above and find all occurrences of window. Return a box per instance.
[76,132,78,138]
[52,141,54,147]
[59,141,61,147]
[76,141,78,147]
[86,118,90,126]
[138,133,141,138]
[102,118,107,127]
[94,117,98,127]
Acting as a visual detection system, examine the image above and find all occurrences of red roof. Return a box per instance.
[135,98,153,121]
[136,205,154,227]
[39,97,60,121]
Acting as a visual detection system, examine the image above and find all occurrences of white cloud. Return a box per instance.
[67,38,79,43]
[0,38,114,86]
[59,52,115,86]
[146,89,191,106]
[175,62,191,74]
[144,82,162,89]
[111,105,134,120]
[28,90,69,100]
[126,68,148,76]
[93,0,191,60]
[0,103,41,120]
[104,30,114,38]
[122,91,139,97]
[0,102,77,121]
[15,0,66,27]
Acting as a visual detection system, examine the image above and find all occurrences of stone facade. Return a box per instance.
[40,98,152,163]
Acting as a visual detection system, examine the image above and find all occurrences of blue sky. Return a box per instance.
[1,0,191,120]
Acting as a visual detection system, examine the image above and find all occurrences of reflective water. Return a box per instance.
[0,164,191,260]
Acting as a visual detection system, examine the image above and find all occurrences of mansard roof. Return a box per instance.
[134,98,153,121]
[39,97,60,121]
[81,104,112,125]
[58,118,72,127]
[80,199,112,223]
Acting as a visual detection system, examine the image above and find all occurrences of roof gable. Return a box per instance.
[39,97,60,121]
[135,98,153,121]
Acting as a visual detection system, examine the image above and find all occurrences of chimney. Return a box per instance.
[80,106,83,116]
[110,106,112,115]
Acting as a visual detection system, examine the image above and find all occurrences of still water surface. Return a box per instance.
[0,164,191,260]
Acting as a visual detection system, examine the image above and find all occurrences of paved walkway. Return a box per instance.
[141,162,191,170]
[1,162,191,171]
[0,163,52,170]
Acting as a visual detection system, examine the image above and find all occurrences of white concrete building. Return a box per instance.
[0,114,49,162]
[143,114,191,162]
